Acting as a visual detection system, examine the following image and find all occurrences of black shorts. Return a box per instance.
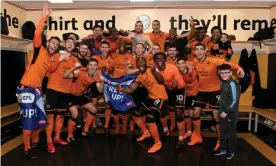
[132,86,148,107]
[167,88,186,109]
[194,91,220,109]
[144,98,167,112]
[84,82,101,99]
[68,94,91,108]
[185,95,199,109]
[45,89,71,110]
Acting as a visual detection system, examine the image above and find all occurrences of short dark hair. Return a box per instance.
[79,41,89,47]
[167,43,177,50]
[153,52,166,60]
[211,26,222,34]
[136,43,144,48]
[219,64,231,71]
[196,27,207,32]
[194,43,206,50]
[221,33,229,38]
[100,40,110,47]
[153,43,161,48]
[49,36,61,43]
[177,57,186,63]
[89,58,98,64]
[152,20,160,24]
[136,21,143,26]
[93,25,102,30]
[62,32,79,41]
[66,37,75,42]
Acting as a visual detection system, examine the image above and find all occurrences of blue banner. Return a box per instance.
[16,86,47,130]
[103,72,137,112]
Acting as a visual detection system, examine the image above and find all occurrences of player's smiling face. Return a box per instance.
[137,58,147,74]
[135,44,144,56]
[177,60,186,72]
[47,38,59,55]
[195,45,206,60]
[135,22,143,33]
[154,54,166,69]
[88,61,98,75]
[168,47,178,59]
[152,45,161,55]
[65,38,75,53]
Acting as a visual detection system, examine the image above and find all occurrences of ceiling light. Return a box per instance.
[49,0,73,3]
[130,0,155,2]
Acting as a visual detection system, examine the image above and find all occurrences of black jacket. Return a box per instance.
[219,78,241,114]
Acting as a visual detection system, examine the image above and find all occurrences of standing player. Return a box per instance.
[82,25,108,55]
[117,57,167,153]
[108,28,132,53]
[111,39,137,135]
[176,58,199,148]
[207,26,222,57]
[146,20,169,52]
[187,27,210,61]
[128,21,153,55]
[63,59,104,143]
[92,41,114,136]
[154,51,185,136]
[16,3,60,159]
[45,36,79,153]
[75,41,89,67]
[192,43,244,150]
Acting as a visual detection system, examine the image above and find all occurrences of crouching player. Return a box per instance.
[117,57,167,153]
[63,59,104,143]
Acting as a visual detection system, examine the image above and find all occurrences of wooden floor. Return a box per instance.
[1,132,276,165]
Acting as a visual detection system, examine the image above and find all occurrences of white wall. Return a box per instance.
[1,2,26,38]
[26,8,272,40]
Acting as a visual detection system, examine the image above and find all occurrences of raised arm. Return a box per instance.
[63,62,81,79]
[33,3,51,48]
[187,17,196,41]
[213,58,245,78]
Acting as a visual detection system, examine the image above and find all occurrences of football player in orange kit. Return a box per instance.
[63,59,104,143]
[154,51,185,136]
[187,27,210,61]
[146,20,169,52]
[207,26,222,57]
[176,57,199,148]
[16,3,60,159]
[92,41,114,136]
[45,35,79,153]
[192,43,244,150]
[111,39,137,135]
[117,55,167,153]
[108,28,132,53]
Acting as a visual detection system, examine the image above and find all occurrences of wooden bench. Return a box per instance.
[1,103,20,127]
[253,108,276,132]
[1,103,275,133]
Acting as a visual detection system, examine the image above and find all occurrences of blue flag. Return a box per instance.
[103,72,137,112]
[16,86,47,130]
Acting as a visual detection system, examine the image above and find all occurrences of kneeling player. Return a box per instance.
[117,57,167,153]
[63,59,104,143]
